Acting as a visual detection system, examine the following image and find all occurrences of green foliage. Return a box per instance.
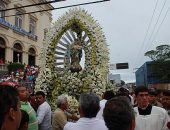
[145,45,170,83]
[145,45,170,61]
[145,50,157,61]
[7,63,25,72]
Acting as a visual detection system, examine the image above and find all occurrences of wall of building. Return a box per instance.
[0,0,53,66]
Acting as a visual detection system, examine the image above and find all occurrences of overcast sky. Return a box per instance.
[52,0,170,83]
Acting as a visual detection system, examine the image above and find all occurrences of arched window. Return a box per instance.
[0,37,6,48]
[29,48,36,55]
[13,43,22,63]
[28,48,36,66]
[14,43,22,51]
[0,37,6,64]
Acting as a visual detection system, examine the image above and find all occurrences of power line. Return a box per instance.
[133,0,159,68]
[146,6,170,51]
[135,0,168,68]
[1,0,110,18]
[0,0,65,12]
[143,0,167,52]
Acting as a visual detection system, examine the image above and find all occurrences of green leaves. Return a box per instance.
[145,45,170,61]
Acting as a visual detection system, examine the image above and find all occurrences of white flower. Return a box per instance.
[35,8,109,110]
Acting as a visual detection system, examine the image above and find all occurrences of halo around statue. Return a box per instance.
[35,8,109,107]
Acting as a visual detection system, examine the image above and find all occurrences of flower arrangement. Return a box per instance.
[35,8,109,110]
[65,94,79,114]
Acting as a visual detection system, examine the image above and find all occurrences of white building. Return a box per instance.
[109,73,121,84]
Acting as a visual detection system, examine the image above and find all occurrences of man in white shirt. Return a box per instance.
[96,90,115,119]
[36,91,52,130]
[64,92,108,130]
[134,86,170,130]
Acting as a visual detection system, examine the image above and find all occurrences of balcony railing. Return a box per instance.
[0,18,38,41]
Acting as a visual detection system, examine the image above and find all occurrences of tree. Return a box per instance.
[145,50,157,61]
[145,45,170,83]
[145,45,170,61]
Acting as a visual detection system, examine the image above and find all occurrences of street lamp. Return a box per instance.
[17,53,20,63]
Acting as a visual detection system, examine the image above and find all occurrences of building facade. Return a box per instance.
[108,73,121,84]
[0,0,53,66]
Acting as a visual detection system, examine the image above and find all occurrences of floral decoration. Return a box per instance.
[35,8,109,110]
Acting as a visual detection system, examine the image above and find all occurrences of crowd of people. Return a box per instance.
[0,65,39,92]
[0,65,39,82]
[1,83,170,130]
